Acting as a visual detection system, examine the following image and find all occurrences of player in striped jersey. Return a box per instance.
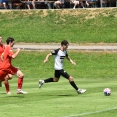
[39,40,86,94]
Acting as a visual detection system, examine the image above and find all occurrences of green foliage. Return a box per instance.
[0,9,117,43]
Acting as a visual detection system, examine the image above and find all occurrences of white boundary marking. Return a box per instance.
[63,107,117,117]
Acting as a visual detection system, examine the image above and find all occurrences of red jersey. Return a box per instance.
[0,45,14,70]
[0,45,18,81]
[0,44,5,65]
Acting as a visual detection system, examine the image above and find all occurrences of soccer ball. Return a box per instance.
[103,88,111,96]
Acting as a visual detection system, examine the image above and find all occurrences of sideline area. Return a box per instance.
[13,43,117,51]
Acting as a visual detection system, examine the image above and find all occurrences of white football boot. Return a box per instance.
[38,80,44,88]
[77,89,86,94]
[7,92,11,95]
[17,89,27,94]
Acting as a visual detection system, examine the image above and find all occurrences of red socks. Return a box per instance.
[18,77,23,89]
[4,77,24,93]
[4,81,10,93]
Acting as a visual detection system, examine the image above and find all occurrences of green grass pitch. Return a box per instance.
[0,51,117,117]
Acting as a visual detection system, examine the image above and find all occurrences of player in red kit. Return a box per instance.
[0,37,27,94]
[0,35,12,94]
[0,35,4,87]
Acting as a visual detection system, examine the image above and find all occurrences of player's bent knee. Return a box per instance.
[20,74,24,78]
[53,78,59,82]
[54,80,59,82]
[69,76,74,82]
[17,70,24,78]
[5,74,12,80]
[8,74,12,79]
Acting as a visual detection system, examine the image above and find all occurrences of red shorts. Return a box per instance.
[0,70,8,81]
[8,66,18,75]
[0,66,18,81]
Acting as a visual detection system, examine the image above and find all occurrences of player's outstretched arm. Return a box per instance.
[44,53,52,63]
[12,48,20,59]
[66,56,76,66]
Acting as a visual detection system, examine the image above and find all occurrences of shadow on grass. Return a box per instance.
[0,93,25,98]
[41,94,75,97]
[7,95,25,98]
[56,94,74,96]
[0,93,7,95]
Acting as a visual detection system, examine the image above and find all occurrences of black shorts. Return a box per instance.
[54,69,70,79]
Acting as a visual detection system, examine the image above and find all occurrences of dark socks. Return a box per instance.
[44,78,78,90]
[44,78,54,83]
[70,81,78,90]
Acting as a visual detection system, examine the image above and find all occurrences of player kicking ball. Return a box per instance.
[39,40,86,94]
[0,37,27,94]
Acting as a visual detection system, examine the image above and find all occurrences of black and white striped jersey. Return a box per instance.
[51,48,68,70]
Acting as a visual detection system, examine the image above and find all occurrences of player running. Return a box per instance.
[39,40,86,94]
[0,37,27,94]
[0,35,4,87]
[0,35,12,94]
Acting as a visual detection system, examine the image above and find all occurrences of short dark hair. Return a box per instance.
[61,40,69,46]
[6,37,14,45]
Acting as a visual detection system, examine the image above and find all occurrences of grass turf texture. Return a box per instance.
[0,51,117,117]
[0,8,117,43]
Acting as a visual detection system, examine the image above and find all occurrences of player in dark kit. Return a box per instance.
[39,40,86,94]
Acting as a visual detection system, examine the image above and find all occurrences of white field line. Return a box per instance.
[63,107,117,117]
